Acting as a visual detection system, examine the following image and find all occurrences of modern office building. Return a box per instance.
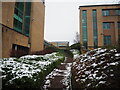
[50,41,69,49]
[0,1,45,57]
[79,4,120,49]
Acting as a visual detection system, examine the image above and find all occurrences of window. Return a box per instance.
[104,36,111,45]
[82,10,87,48]
[119,35,120,42]
[13,2,31,36]
[116,10,120,15]
[13,18,23,32]
[93,10,98,48]
[102,10,110,16]
[118,22,120,29]
[103,22,111,29]
[23,2,31,36]
[14,2,24,20]
[13,2,24,33]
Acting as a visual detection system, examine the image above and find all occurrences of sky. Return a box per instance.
[44,0,119,45]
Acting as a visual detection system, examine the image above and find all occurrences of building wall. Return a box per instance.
[1,2,29,57]
[30,2,45,53]
[50,42,58,47]
[1,1,45,57]
[2,26,29,57]
[80,5,120,48]
[50,42,69,49]
[2,2,15,28]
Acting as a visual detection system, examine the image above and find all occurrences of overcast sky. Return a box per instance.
[44,0,119,45]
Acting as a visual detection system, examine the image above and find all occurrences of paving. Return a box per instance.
[42,56,73,90]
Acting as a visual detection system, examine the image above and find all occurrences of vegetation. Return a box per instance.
[70,43,81,54]
[1,52,65,89]
[72,48,120,89]
[102,43,120,52]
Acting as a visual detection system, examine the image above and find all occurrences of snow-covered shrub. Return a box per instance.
[0,52,65,89]
[72,48,120,89]
[70,49,80,59]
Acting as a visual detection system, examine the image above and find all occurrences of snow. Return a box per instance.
[72,48,120,88]
[45,80,50,85]
[92,63,97,67]
[43,62,72,89]
[0,52,64,84]
[115,53,120,57]
[99,81,106,84]
[107,62,119,66]
[110,74,114,77]
[70,49,80,59]
[84,71,90,75]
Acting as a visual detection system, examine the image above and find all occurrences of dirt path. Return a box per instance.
[42,56,73,90]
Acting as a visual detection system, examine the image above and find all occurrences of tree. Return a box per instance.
[73,32,80,43]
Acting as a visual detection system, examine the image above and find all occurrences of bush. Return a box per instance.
[1,52,65,89]
[70,43,81,51]
[72,48,120,89]
[102,43,120,52]
[31,46,58,55]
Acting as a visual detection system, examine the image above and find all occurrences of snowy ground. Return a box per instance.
[72,48,120,89]
[43,57,73,90]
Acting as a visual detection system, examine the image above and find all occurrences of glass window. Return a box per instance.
[118,35,120,41]
[23,2,31,36]
[118,22,120,29]
[93,10,98,48]
[13,18,23,33]
[104,36,111,45]
[13,2,24,33]
[102,10,110,16]
[13,2,31,36]
[116,10,120,15]
[103,22,111,29]
[82,10,87,48]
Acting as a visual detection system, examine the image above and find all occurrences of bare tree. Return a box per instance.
[113,0,120,4]
[73,32,80,43]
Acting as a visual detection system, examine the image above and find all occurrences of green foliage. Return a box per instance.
[1,53,65,89]
[102,43,120,52]
[57,49,73,58]
[70,43,81,52]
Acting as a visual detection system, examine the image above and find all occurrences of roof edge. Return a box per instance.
[79,4,120,9]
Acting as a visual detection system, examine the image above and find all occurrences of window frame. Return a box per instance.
[118,22,120,29]
[82,10,88,49]
[103,22,111,30]
[102,10,110,16]
[116,9,120,15]
[104,35,111,45]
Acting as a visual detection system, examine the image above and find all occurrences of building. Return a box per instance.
[0,1,45,57]
[44,40,54,49]
[50,41,69,49]
[79,4,120,49]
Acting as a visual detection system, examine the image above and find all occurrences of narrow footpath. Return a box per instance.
[42,56,73,90]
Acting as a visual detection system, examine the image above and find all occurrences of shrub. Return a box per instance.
[70,43,81,53]
[10,49,28,58]
[72,48,120,89]
[31,46,58,55]
[102,43,120,52]
[1,52,65,89]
